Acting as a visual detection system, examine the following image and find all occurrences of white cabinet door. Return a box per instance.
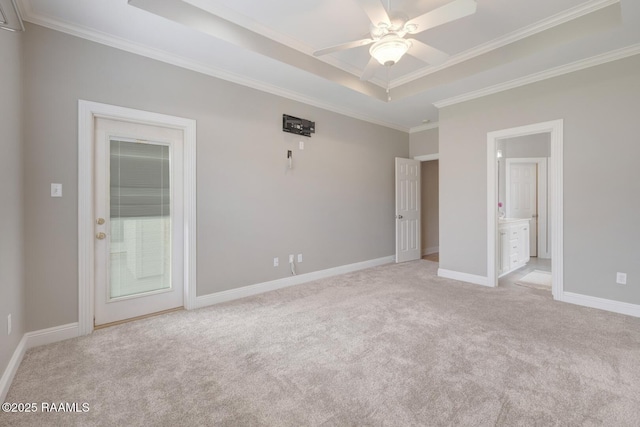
[519,223,531,264]
[499,229,510,274]
[507,162,537,256]
[498,219,530,277]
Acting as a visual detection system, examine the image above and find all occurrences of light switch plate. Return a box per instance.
[51,183,62,197]
[299,141,304,150]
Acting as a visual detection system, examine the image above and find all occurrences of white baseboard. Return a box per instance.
[438,268,493,287]
[423,247,439,256]
[0,322,79,402]
[0,336,27,403]
[196,256,395,309]
[559,292,640,318]
[24,323,79,348]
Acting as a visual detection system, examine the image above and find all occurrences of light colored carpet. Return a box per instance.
[3,260,640,426]
[515,270,552,289]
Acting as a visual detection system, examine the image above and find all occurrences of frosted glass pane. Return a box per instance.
[109,140,171,299]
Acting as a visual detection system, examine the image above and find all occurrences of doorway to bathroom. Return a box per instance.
[487,120,563,299]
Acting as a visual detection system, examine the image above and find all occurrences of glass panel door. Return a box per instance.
[94,116,184,326]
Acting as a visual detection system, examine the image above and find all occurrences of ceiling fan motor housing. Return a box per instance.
[370,11,410,40]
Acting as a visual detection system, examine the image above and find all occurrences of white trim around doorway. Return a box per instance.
[78,100,197,336]
[486,120,563,299]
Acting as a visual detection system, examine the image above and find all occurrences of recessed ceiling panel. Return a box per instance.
[18,0,640,130]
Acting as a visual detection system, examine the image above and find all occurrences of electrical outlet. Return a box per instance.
[289,254,294,263]
[299,141,304,150]
[297,253,303,263]
[7,314,11,335]
[616,272,627,285]
[273,257,279,267]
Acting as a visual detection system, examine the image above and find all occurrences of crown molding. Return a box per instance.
[16,1,409,132]
[434,43,640,108]
[409,122,439,133]
[391,0,620,88]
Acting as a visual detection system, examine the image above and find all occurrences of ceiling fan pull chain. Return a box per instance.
[387,67,391,101]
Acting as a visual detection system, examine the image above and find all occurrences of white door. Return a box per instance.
[395,158,421,263]
[506,162,537,256]
[94,118,184,326]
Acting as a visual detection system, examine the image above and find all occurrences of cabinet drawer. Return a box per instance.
[510,253,519,265]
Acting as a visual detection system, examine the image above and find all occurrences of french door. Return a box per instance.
[93,118,184,326]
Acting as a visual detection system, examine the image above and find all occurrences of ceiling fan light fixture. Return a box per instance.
[369,38,411,66]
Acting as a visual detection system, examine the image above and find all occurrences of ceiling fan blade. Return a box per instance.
[360,57,379,81]
[406,0,477,34]
[358,0,391,26]
[407,39,449,65]
[313,38,375,57]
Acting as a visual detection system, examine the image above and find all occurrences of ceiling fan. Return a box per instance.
[313,0,477,81]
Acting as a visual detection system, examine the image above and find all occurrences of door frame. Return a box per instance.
[413,154,439,256]
[78,100,197,335]
[506,157,549,259]
[487,119,563,299]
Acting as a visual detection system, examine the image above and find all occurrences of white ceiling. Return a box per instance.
[16,0,640,131]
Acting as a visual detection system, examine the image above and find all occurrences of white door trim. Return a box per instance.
[487,120,563,299]
[78,100,197,335]
[506,157,549,259]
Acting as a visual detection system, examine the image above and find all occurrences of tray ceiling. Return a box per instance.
[16,0,640,131]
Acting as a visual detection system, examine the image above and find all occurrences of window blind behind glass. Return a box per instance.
[110,140,170,218]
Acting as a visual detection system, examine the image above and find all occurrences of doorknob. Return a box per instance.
[396,215,403,219]
[96,232,107,240]
[96,218,105,225]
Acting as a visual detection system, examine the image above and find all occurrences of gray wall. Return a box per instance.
[0,30,25,376]
[22,24,408,330]
[439,54,640,304]
[410,127,438,157]
[503,133,551,158]
[421,161,439,253]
